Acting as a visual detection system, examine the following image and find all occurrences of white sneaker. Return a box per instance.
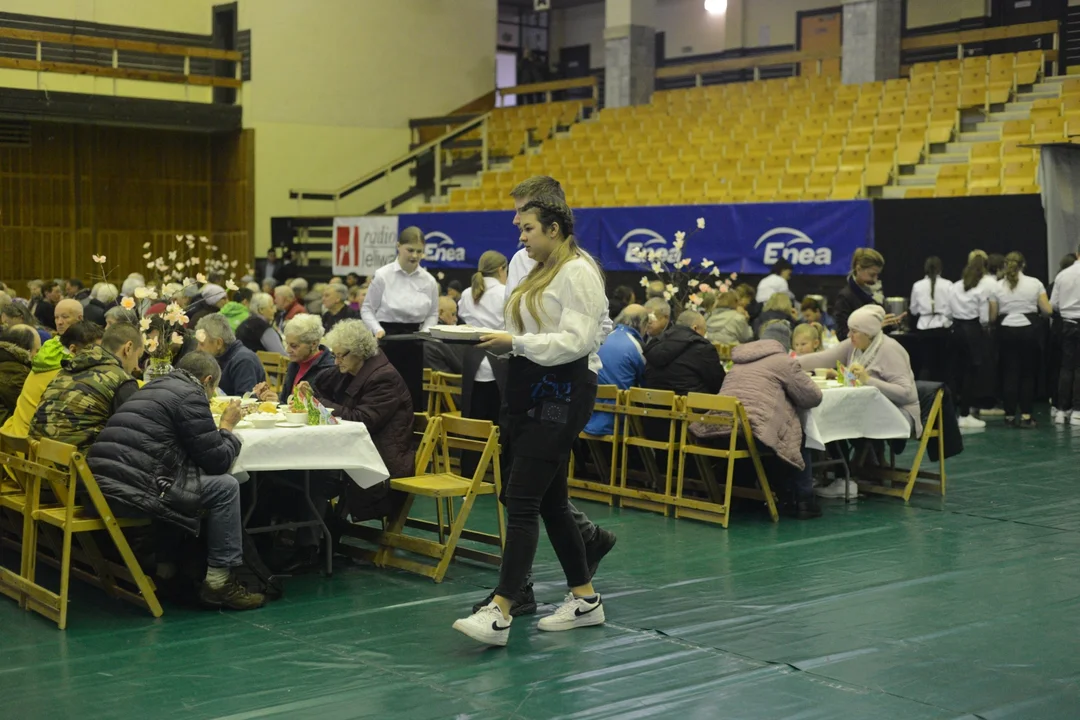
[1054,411,1066,425]
[815,478,859,499]
[958,415,986,429]
[537,592,605,632]
[453,602,511,646]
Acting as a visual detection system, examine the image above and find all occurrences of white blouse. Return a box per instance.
[993,273,1046,327]
[508,256,606,374]
[1050,263,1080,321]
[910,276,953,329]
[949,278,990,322]
[458,276,506,383]
[755,273,790,303]
[360,261,439,334]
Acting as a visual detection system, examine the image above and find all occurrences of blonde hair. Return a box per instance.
[763,292,792,313]
[792,322,823,350]
[471,250,507,303]
[507,199,600,331]
[852,247,885,272]
[1003,251,1025,291]
[714,291,739,309]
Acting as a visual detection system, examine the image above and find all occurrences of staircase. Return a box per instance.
[881,77,1066,199]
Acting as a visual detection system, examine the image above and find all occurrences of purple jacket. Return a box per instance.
[691,340,822,469]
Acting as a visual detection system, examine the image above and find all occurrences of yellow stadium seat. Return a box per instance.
[968,186,1001,196]
[969,141,1001,165]
[936,175,967,193]
[851,111,878,132]
[1031,117,1066,144]
[1001,120,1033,142]
[1014,51,1043,85]
[906,92,933,114]
[905,187,935,198]
[839,149,868,170]
[935,186,966,198]
[845,131,873,152]
[831,183,861,200]
[806,171,834,194]
[937,163,969,179]
[776,188,805,201]
[1001,141,1036,163]
[813,153,841,172]
[959,86,987,110]
[788,151,815,174]
[871,128,899,148]
[927,109,957,144]
[969,164,1002,190]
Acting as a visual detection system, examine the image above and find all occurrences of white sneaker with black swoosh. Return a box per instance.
[453,602,511,646]
[537,592,605,632]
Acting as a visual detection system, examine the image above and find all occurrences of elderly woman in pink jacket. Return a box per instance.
[691,339,824,519]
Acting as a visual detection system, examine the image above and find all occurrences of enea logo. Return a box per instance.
[616,229,682,264]
[424,232,466,263]
[753,227,833,266]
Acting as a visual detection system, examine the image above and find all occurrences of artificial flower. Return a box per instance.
[134,286,152,300]
[195,329,207,343]
[145,336,159,354]
[663,291,672,301]
[673,238,684,251]
[176,235,184,241]
[640,276,650,288]
[171,332,184,345]
[231,260,238,268]
[175,263,185,271]
[139,317,152,331]
[142,252,152,260]
[196,273,207,283]
[225,279,239,292]
[437,272,445,280]
[92,254,106,264]
[697,218,705,229]
[665,283,676,294]
[730,272,738,280]
[146,262,155,269]
[710,267,721,277]
[679,258,692,267]
[168,250,177,261]
[200,236,209,244]
[651,261,663,274]
[688,293,701,306]
[190,257,200,265]
[699,283,711,293]
[142,242,151,249]
[674,230,686,243]
[700,259,714,268]
[120,297,135,309]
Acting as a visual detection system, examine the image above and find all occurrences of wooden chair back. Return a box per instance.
[713,343,734,361]
[569,385,622,505]
[257,351,289,396]
[430,371,463,416]
[618,387,683,515]
[675,393,778,527]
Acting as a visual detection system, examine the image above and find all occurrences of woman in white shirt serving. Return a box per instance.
[452,198,605,647]
[991,251,1052,428]
[457,250,508,478]
[909,256,954,390]
[360,226,438,409]
[949,255,991,429]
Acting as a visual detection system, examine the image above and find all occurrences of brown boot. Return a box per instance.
[199,575,266,611]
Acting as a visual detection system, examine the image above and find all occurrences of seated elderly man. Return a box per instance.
[273,285,306,332]
[642,298,671,346]
[187,284,228,328]
[253,314,335,403]
[437,296,458,326]
[195,313,266,396]
[797,304,920,498]
[0,325,39,425]
[89,351,263,610]
[30,323,142,450]
[299,319,414,518]
[644,310,725,396]
[104,306,139,328]
[321,282,358,332]
[0,320,102,438]
[236,292,286,355]
[582,305,648,437]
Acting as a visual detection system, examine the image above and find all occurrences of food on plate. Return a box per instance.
[258,401,278,414]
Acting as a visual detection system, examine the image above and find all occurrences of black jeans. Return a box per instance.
[494,381,597,599]
[1057,322,1080,412]
[999,325,1038,417]
[952,320,984,415]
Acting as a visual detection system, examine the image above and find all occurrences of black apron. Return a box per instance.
[504,355,596,461]
[379,322,424,411]
[460,346,508,418]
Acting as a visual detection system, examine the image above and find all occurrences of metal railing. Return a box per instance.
[288,112,493,214]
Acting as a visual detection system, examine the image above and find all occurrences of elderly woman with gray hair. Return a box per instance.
[236,292,286,355]
[252,313,335,404]
[85,282,119,327]
[296,319,414,480]
[195,313,266,396]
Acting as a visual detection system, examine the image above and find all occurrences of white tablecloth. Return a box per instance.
[231,420,389,489]
[802,386,912,451]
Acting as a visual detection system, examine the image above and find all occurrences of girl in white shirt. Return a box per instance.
[949,255,991,428]
[360,226,439,410]
[910,256,954,409]
[990,251,1052,427]
[453,198,605,646]
[457,250,508,477]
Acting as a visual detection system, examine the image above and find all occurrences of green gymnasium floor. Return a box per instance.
[3,419,1080,720]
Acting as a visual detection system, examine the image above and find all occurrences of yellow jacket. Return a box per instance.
[0,367,60,438]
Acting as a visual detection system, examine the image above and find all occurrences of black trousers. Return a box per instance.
[999,325,1039,417]
[379,322,423,412]
[916,327,953,391]
[1057,321,1080,412]
[460,380,501,479]
[952,320,984,416]
[495,381,596,599]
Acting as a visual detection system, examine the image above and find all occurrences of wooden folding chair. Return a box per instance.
[0,438,162,628]
[422,368,436,415]
[568,385,622,505]
[257,351,288,396]
[376,416,505,582]
[429,371,463,416]
[675,393,779,527]
[0,432,37,606]
[712,342,734,361]
[618,388,682,515]
[854,388,946,501]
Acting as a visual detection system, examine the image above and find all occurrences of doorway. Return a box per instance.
[559,44,591,101]
[496,51,518,107]
[797,7,842,79]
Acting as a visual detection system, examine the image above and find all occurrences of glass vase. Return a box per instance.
[144,357,174,383]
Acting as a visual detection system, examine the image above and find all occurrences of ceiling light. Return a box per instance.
[704,0,727,15]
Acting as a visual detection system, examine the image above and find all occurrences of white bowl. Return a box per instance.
[248,413,281,429]
[285,412,308,425]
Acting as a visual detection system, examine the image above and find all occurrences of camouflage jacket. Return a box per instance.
[30,346,135,451]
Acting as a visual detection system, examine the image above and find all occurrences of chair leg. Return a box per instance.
[432,492,481,583]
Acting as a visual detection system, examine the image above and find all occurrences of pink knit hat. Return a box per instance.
[848,305,885,335]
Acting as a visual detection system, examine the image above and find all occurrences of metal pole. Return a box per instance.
[434,140,443,199]
[481,117,489,173]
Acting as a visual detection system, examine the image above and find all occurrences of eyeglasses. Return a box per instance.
[332,350,351,363]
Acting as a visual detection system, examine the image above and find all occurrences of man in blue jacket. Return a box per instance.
[583,304,649,436]
[195,313,266,396]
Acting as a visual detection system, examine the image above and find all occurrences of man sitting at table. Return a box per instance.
[253,313,335,404]
[30,323,143,451]
[196,313,266,397]
[88,351,264,611]
[690,339,823,519]
[644,310,725,396]
[582,305,647,437]
[797,304,920,497]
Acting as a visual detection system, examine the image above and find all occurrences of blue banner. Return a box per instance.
[399,200,872,275]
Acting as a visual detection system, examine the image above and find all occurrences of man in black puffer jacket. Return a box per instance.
[644,310,726,396]
[88,351,264,611]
